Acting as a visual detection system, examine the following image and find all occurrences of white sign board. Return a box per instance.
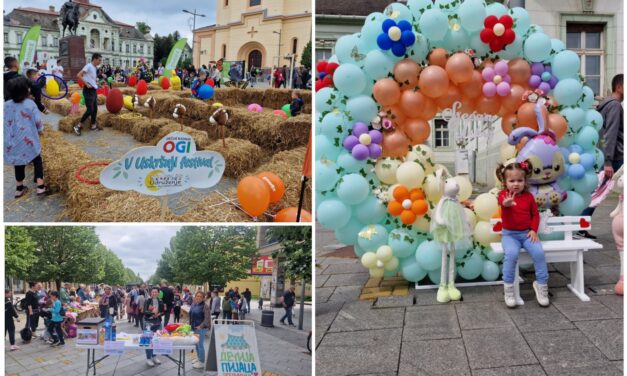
[152,338,173,355]
[104,341,125,356]
[100,132,225,196]
[455,149,469,175]
[207,322,262,375]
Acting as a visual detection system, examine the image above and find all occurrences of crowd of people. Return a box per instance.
[272,64,311,89]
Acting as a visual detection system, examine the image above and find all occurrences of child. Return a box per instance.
[238,296,248,320]
[290,91,304,116]
[25,69,49,114]
[48,291,65,346]
[497,162,549,308]
[191,70,207,98]
[173,293,182,323]
[5,289,19,351]
[4,76,48,198]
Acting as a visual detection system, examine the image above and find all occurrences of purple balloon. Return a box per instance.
[352,122,369,136]
[483,82,497,97]
[548,76,558,89]
[482,67,495,82]
[368,144,382,159]
[494,61,509,76]
[538,82,551,94]
[369,130,383,144]
[343,135,359,150]
[503,74,512,83]
[528,75,541,88]
[352,144,370,160]
[497,82,511,96]
[531,63,544,76]
[543,66,552,73]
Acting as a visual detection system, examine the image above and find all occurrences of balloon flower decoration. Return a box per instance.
[315,0,604,285]
[247,103,263,113]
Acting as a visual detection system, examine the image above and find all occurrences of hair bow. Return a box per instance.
[519,161,529,169]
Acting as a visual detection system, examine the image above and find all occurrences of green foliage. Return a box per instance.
[153,31,183,68]
[5,227,36,280]
[98,245,126,286]
[136,22,151,35]
[154,246,176,283]
[123,268,143,285]
[266,227,312,282]
[301,41,312,70]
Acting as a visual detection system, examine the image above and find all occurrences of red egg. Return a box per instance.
[136,80,148,95]
[106,88,124,114]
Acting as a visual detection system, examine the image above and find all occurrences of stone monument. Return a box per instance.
[58,0,84,81]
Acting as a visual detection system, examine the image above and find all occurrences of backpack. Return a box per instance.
[19,298,27,311]
[222,299,232,312]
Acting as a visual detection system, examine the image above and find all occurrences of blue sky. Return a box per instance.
[4,0,217,41]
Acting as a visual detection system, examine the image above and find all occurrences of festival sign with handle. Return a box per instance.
[206,321,262,376]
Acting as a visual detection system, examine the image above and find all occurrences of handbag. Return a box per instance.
[20,316,32,342]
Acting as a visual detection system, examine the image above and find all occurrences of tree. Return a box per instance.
[301,40,312,70]
[5,227,36,280]
[98,246,126,286]
[26,227,104,291]
[168,227,256,286]
[154,246,176,283]
[136,22,151,35]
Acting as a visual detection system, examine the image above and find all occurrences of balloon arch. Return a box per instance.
[315,0,604,283]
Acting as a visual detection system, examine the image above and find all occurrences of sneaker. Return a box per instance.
[146,359,155,367]
[436,284,450,303]
[73,124,82,136]
[615,276,624,296]
[193,362,204,369]
[90,124,102,131]
[576,230,597,240]
[533,281,550,307]
[280,320,285,325]
[14,186,28,198]
[10,345,19,351]
[503,283,517,308]
[448,283,462,301]
[36,185,49,196]
[153,357,161,365]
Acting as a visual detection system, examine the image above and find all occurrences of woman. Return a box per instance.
[238,295,248,320]
[98,286,117,321]
[136,288,146,330]
[144,287,164,367]
[5,289,19,351]
[125,290,133,323]
[273,67,282,88]
[48,291,65,347]
[210,291,221,320]
[83,286,92,302]
[190,291,211,369]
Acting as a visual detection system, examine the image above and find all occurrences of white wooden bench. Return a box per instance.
[490,216,603,304]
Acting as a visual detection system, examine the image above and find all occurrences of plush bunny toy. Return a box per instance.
[610,166,624,295]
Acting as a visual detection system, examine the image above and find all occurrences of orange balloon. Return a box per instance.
[501,84,526,112]
[411,200,428,215]
[237,176,270,217]
[400,90,427,119]
[497,107,512,118]
[274,207,312,222]
[516,102,547,130]
[373,78,401,106]
[445,52,474,85]
[410,188,425,200]
[404,118,431,145]
[458,96,476,114]
[501,113,517,135]
[256,171,285,203]
[435,84,461,110]
[385,105,407,129]
[508,58,531,86]
[475,96,501,115]
[401,211,417,225]
[388,200,404,216]
[71,92,81,104]
[422,97,438,119]
[393,186,410,201]
[418,66,449,98]
[428,48,448,67]
[548,113,567,140]
[394,59,421,89]
[381,130,411,157]
[459,70,483,99]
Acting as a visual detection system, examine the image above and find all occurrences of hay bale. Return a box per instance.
[206,138,263,178]
[58,114,83,133]
[131,118,173,143]
[148,84,162,91]
[64,160,116,220]
[40,128,92,192]
[97,112,117,128]
[154,123,210,149]
[97,95,106,105]
[176,191,251,222]
[111,82,126,87]
[118,87,137,96]
[43,98,71,115]
[74,191,176,222]
[189,120,233,140]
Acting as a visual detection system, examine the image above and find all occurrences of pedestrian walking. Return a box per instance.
[5,289,20,351]
[74,53,102,135]
[238,296,248,320]
[24,282,40,336]
[243,288,252,313]
[48,291,65,347]
[221,295,232,321]
[279,287,296,326]
[210,291,221,320]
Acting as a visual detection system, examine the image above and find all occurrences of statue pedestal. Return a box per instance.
[58,36,86,82]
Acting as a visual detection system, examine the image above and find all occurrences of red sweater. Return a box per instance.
[497,190,540,232]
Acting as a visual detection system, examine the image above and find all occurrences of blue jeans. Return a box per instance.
[280,306,293,325]
[145,322,162,359]
[582,159,624,217]
[194,328,207,363]
[502,229,549,284]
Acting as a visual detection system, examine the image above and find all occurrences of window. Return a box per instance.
[93,14,97,20]
[249,0,261,5]
[567,23,605,96]
[41,35,47,47]
[148,46,151,54]
[292,38,298,54]
[112,40,115,51]
[126,44,129,53]
[53,37,58,47]
[90,39,95,49]
[222,44,226,58]
[140,44,144,54]
[4,33,8,43]
[434,119,450,148]
[133,44,137,54]
[17,33,23,44]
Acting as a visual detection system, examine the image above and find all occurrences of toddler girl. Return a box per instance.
[497,162,549,308]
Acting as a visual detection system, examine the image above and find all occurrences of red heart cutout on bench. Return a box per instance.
[580,218,590,228]
[492,221,503,232]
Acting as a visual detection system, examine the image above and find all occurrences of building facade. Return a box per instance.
[316,0,624,187]
[4,0,154,69]
[193,0,311,71]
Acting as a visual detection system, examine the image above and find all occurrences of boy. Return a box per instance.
[25,68,49,114]
[290,91,304,116]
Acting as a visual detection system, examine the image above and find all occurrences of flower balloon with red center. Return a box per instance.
[480,15,516,52]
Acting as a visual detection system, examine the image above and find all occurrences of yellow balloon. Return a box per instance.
[423,174,443,203]
[463,207,477,229]
[46,79,60,97]
[396,161,425,189]
[473,221,500,247]
[361,252,378,269]
[500,143,517,163]
[375,158,401,185]
[474,193,498,221]
[212,102,224,109]
[384,257,399,271]
[370,268,385,278]
[413,215,431,233]
[376,245,394,262]
[452,175,473,201]
[171,76,182,90]
[123,95,134,110]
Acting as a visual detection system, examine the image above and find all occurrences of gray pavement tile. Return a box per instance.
[411,288,461,306]
[402,305,461,341]
[612,360,623,372]
[328,285,362,302]
[574,319,623,361]
[315,310,338,349]
[322,261,369,275]
[456,302,515,330]
[462,327,538,369]
[316,287,335,303]
[542,361,623,376]
[584,251,620,267]
[552,298,620,321]
[547,273,570,288]
[397,338,470,376]
[594,294,623,316]
[318,257,360,266]
[523,329,606,368]
[316,274,330,287]
[328,301,404,333]
[316,328,402,376]
[375,295,415,308]
[316,300,345,317]
[323,273,370,287]
[456,285,503,303]
[588,284,619,295]
[505,304,574,333]
[586,266,621,286]
[471,365,547,376]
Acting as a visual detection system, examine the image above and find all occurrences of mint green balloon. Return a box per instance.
[315,160,340,192]
[593,147,605,170]
[573,170,598,195]
[337,150,367,173]
[550,38,566,54]
[552,50,580,80]
[335,34,360,64]
[443,28,469,53]
[388,229,420,258]
[354,244,366,258]
[580,86,595,109]
[454,238,473,260]
[315,134,341,162]
[407,0,433,18]
[470,32,491,57]
[560,107,585,132]
[353,196,387,224]
[559,190,585,216]
[384,3,412,22]
[459,0,486,32]
[575,126,599,151]
[428,268,442,284]
[333,64,367,97]
[481,260,501,281]
[337,173,370,205]
[364,50,395,80]
[361,14,384,43]
[553,78,583,107]
[497,36,523,60]
[486,2,508,17]
[558,132,574,148]
[316,87,340,113]
[458,252,483,280]
[419,9,448,41]
[401,256,427,282]
[318,198,352,229]
[585,109,603,131]
[320,111,349,139]
[558,176,573,191]
[524,33,552,62]
[335,218,365,246]
[406,32,430,64]
[486,247,504,262]
[415,240,442,271]
[357,224,389,252]
[346,95,378,123]
[539,231,564,241]
[510,7,530,35]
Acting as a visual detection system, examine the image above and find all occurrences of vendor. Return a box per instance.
[144,287,165,367]
[189,291,211,370]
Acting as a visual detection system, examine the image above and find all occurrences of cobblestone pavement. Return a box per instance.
[5,309,311,376]
[316,194,624,376]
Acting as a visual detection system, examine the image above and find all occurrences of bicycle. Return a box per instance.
[14,297,24,312]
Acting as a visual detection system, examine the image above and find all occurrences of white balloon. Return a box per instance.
[361,252,378,268]
[376,245,394,262]
[453,175,473,201]
[375,158,401,184]
[474,193,499,220]
[396,161,425,189]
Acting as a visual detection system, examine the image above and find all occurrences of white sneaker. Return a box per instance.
[193,362,204,369]
[153,357,161,365]
[10,345,19,351]
[533,281,550,307]
[504,283,517,308]
[146,359,155,367]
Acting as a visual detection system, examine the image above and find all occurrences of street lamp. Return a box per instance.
[271,30,282,87]
[183,9,206,66]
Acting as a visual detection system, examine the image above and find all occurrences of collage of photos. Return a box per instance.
[2,0,625,375]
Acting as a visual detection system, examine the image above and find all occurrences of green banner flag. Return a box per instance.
[164,38,188,78]
[18,25,41,73]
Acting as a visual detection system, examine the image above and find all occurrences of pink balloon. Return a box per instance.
[503,74,511,83]
[494,61,509,76]
[482,67,495,82]
[496,82,511,96]
[483,82,497,97]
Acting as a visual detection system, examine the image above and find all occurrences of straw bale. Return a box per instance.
[40,128,91,192]
[148,84,162,91]
[131,118,174,143]
[118,87,137,96]
[97,95,106,105]
[96,112,116,128]
[111,82,126,87]
[154,123,210,149]
[58,114,83,133]
[205,138,263,178]
[189,120,232,140]
[175,191,251,222]
[64,160,115,220]
[43,98,72,115]
[73,191,176,222]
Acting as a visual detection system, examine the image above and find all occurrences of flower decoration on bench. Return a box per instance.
[480,15,516,52]
[377,19,415,57]
[387,185,428,225]
[482,60,512,97]
[529,63,558,94]
[342,122,383,160]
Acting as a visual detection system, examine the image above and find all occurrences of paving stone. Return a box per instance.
[315,287,335,303]
[523,329,606,367]
[375,295,414,308]
[472,365,547,376]
[585,266,621,285]
[552,298,620,321]
[547,272,570,288]
[584,250,620,267]
[403,305,460,341]
[398,338,470,376]
[594,294,623,315]
[574,319,623,360]
[456,302,515,330]
[323,273,370,287]
[364,277,383,288]
[317,328,401,375]
[456,285,503,302]
[612,360,623,372]
[328,301,403,333]
[328,285,361,302]
[411,288,457,306]
[463,327,538,369]
[392,286,409,295]
[588,284,619,295]
[316,274,330,287]
[315,300,345,317]
[315,310,338,348]
[542,361,623,376]
[322,262,369,275]
[360,291,393,300]
[505,304,574,333]
[380,279,409,287]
